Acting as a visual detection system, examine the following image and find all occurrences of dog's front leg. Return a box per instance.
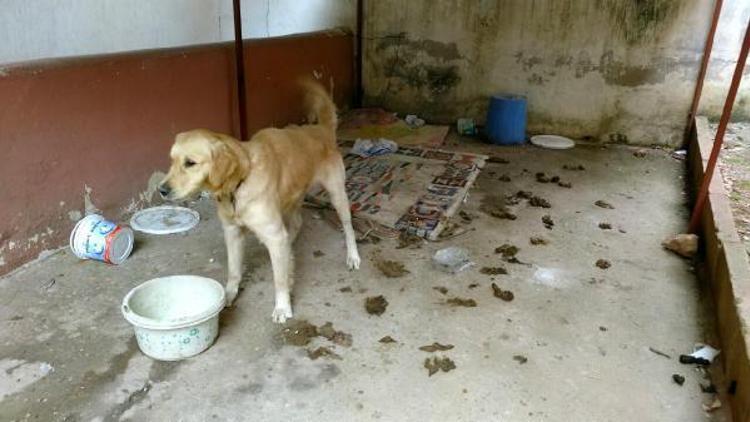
[223,223,245,306]
[256,222,293,323]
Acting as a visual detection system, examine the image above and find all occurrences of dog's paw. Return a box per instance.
[224,287,239,308]
[347,251,361,270]
[271,305,293,324]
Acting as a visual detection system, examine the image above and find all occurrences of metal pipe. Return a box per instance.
[232,0,248,141]
[688,17,750,234]
[684,0,723,143]
[354,0,364,108]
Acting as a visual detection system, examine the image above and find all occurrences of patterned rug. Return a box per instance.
[308,146,487,240]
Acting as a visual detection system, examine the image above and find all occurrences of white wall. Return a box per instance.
[0,0,355,65]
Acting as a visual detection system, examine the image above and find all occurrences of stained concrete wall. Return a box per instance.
[0,0,355,64]
[363,0,750,145]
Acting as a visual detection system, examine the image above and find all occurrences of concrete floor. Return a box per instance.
[0,139,731,421]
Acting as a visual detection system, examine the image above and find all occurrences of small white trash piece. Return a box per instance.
[69,214,134,264]
[122,275,225,361]
[433,247,474,273]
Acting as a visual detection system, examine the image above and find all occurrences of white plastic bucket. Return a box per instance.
[70,214,134,264]
[121,275,225,361]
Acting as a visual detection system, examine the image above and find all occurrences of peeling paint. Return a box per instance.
[84,184,101,215]
[122,171,166,214]
[68,210,83,222]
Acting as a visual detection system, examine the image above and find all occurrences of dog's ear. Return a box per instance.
[208,142,239,193]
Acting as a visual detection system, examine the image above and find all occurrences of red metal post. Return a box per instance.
[354,0,364,108]
[685,0,723,141]
[232,0,248,141]
[688,17,750,234]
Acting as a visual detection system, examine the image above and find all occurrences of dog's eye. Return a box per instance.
[184,159,196,168]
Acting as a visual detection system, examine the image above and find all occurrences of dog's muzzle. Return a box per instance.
[158,183,172,199]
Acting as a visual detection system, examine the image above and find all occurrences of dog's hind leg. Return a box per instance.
[223,223,246,307]
[320,160,361,270]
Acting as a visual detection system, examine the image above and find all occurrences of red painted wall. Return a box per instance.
[0,30,354,275]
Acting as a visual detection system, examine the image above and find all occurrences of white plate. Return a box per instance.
[130,206,200,235]
[530,135,575,150]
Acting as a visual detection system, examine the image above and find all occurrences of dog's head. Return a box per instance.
[159,129,248,200]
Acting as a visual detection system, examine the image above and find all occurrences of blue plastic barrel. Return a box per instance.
[485,94,527,145]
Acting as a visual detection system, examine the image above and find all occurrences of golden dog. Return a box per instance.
[158,80,360,322]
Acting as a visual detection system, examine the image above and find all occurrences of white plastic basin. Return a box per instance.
[121,275,225,361]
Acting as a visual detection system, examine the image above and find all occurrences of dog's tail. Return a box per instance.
[300,78,337,134]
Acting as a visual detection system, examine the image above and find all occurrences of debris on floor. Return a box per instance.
[437,220,474,240]
[633,149,648,158]
[456,118,477,136]
[446,297,477,307]
[317,322,353,347]
[339,286,353,293]
[513,355,528,364]
[529,195,551,208]
[499,174,512,182]
[530,236,549,245]
[424,356,456,376]
[405,114,426,128]
[379,336,397,344]
[595,200,615,209]
[563,164,586,171]
[352,138,399,157]
[374,258,409,278]
[419,342,454,352]
[365,295,389,316]
[480,195,517,220]
[433,286,449,295]
[679,344,720,365]
[542,215,554,229]
[495,244,519,257]
[280,320,319,346]
[396,232,424,249]
[557,181,572,188]
[487,156,510,164]
[338,107,448,148]
[480,266,508,275]
[307,346,341,360]
[535,172,551,183]
[433,247,474,273]
[672,149,688,160]
[662,234,698,258]
[599,222,612,230]
[648,347,672,359]
[596,259,611,269]
[458,210,476,223]
[491,283,514,301]
[468,283,479,289]
[672,374,685,386]
[313,250,325,257]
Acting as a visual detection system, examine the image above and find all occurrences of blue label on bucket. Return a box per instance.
[84,221,114,260]
[71,216,120,262]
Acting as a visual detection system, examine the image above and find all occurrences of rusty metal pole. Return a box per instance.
[684,0,723,142]
[688,17,750,234]
[354,0,364,108]
[232,0,248,140]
